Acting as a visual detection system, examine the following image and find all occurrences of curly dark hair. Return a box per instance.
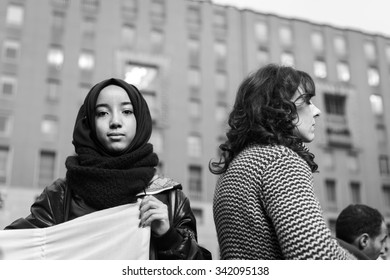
[209,64,318,174]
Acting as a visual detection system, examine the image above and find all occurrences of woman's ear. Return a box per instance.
[357,233,370,250]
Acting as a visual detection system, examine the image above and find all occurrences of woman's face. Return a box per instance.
[291,87,321,143]
[95,85,137,153]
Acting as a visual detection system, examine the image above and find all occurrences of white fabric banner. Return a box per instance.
[0,202,150,260]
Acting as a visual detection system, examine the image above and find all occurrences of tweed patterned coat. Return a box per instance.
[213,144,349,259]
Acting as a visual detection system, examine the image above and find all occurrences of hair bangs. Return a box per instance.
[299,71,316,98]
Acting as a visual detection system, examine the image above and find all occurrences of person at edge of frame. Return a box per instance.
[336,204,388,260]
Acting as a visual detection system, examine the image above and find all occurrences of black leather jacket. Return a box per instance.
[5,178,211,260]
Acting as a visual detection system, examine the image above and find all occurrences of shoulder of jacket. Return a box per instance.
[136,176,182,197]
[240,144,299,165]
[41,178,67,194]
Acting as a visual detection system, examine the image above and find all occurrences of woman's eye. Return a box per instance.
[96,111,108,117]
[123,109,133,115]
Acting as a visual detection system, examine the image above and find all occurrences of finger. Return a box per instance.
[139,210,164,228]
[139,202,164,218]
[140,207,167,224]
[139,195,161,209]
[140,199,163,210]
[139,199,166,217]
[141,211,168,227]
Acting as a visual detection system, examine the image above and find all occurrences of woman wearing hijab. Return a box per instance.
[5,78,211,260]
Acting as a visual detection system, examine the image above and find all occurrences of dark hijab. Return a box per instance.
[65,78,158,210]
[73,78,152,156]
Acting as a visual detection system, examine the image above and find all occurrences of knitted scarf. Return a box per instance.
[66,144,158,210]
[65,78,158,210]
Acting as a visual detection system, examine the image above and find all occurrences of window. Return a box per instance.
[122,24,136,47]
[214,41,227,70]
[213,10,227,29]
[6,4,24,26]
[41,115,59,140]
[364,41,377,61]
[336,62,350,82]
[334,35,347,57]
[314,60,327,79]
[52,11,66,31]
[122,0,137,13]
[350,182,361,204]
[1,76,17,96]
[377,124,387,144]
[187,6,201,28]
[0,190,4,209]
[81,0,100,10]
[0,147,10,184]
[2,40,21,62]
[257,48,269,66]
[0,114,13,136]
[189,99,201,119]
[150,29,164,53]
[47,46,64,70]
[51,0,70,8]
[379,155,390,175]
[324,94,346,115]
[124,63,158,91]
[280,52,294,66]
[81,17,96,39]
[279,25,293,47]
[188,68,201,90]
[347,153,359,172]
[78,51,95,70]
[383,185,390,208]
[188,135,202,158]
[150,0,165,19]
[149,130,163,154]
[311,31,324,53]
[254,21,268,44]
[325,179,337,208]
[47,79,61,101]
[38,151,56,187]
[215,72,227,93]
[188,38,200,67]
[216,103,227,123]
[386,45,390,64]
[322,150,334,170]
[367,67,380,87]
[188,165,202,200]
[370,94,383,116]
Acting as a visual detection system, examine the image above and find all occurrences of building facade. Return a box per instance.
[0,0,389,259]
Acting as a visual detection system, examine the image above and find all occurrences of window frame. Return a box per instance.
[2,40,21,63]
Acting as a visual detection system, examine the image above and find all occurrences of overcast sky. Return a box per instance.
[212,0,390,37]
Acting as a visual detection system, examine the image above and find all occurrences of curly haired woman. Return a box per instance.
[210,64,352,260]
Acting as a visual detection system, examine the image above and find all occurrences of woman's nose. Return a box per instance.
[109,112,122,128]
[312,104,321,118]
